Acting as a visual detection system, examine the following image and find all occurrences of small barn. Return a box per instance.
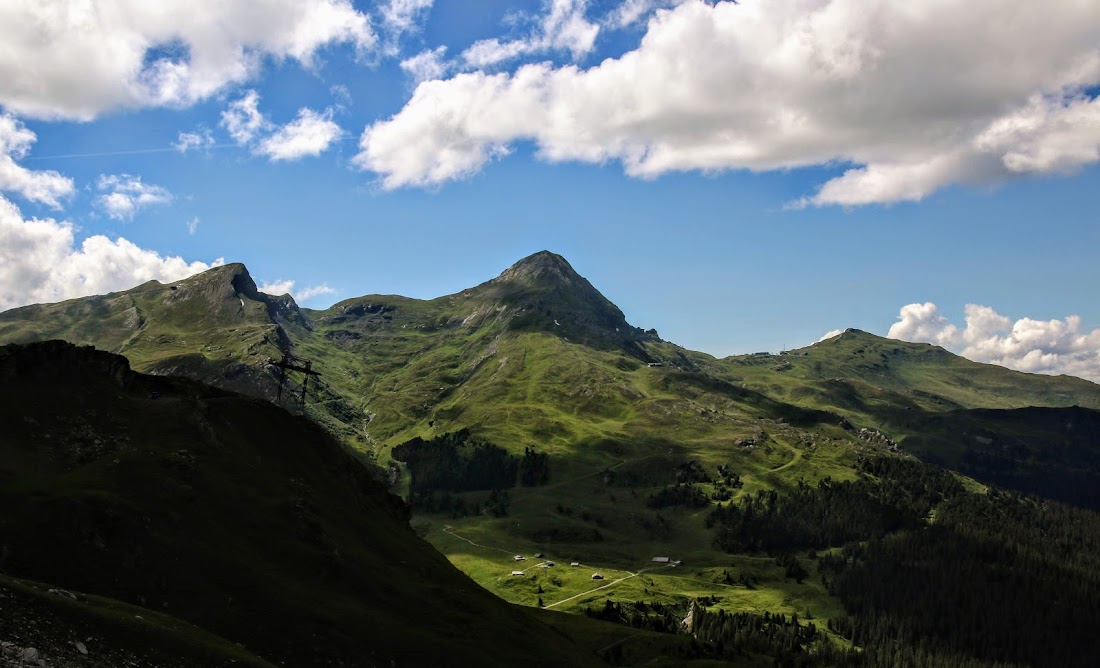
[511,571,525,576]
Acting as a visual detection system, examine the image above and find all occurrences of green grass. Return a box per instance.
[4,260,1100,662]
[0,341,605,668]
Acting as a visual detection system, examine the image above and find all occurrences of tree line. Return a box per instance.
[391,430,549,511]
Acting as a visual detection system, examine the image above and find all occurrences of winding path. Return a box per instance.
[441,524,513,555]
[768,442,804,473]
[543,571,638,609]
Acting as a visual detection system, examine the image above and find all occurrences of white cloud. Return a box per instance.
[330,84,352,111]
[256,108,342,161]
[382,0,433,36]
[816,329,843,343]
[96,174,173,221]
[174,129,215,153]
[0,194,222,311]
[974,94,1100,175]
[605,0,687,29]
[887,302,961,348]
[0,0,376,120]
[359,0,1100,202]
[296,283,336,302]
[888,302,1100,383]
[221,91,270,145]
[401,46,451,83]
[259,279,335,303]
[0,114,74,209]
[460,0,599,68]
[221,91,341,161]
[187,216,200,235]
[258,279,295,296]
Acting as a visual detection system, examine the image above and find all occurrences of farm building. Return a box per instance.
[591,573,604,580]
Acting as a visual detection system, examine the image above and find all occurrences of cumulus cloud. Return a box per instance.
[0,194,222,311]
[460,0,599,68]
[886,302,961,348]
[357,0,1100,202]
[221,91,270,145]
[887,302,1100,383]
[96,174,173,221]
[258,279,335,303]
[0,114,74,208]
[256,109,342,161]
[401,46,451,83]
[221,91,341,161]
[0,0,376,120]
[605,0,687,29]
[174,128,215,153]
[379,0,434,53]
[816,329,844,343]
[974,94,1100,175]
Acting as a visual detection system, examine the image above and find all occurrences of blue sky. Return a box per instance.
[2,0,1099,380]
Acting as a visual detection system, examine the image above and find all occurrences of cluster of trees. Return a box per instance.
[674,460,713,483]
[647,483,710,509]
[706,457,964,552]
[819,488,1100,667]
[590,602,858,667]
[583,599,682,634]
[706,478,916,552]
[391,430,549,510]
[774,553,808,583]
[711,464,744,501]
[581,452,1100,665]
[690,607,855,666]
[519,446,550,486]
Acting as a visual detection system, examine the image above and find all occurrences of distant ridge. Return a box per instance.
[2,251,1100,507]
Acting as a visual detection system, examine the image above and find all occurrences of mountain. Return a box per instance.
[3,252,1100,504]
[0,263,298,401]
[745,328,1100,412]
[4,253,1100,665]
[0,341,602,667]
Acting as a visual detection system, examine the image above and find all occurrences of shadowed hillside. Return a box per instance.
[0,341,602,667]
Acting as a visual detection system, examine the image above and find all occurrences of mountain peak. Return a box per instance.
[495,250,580,287]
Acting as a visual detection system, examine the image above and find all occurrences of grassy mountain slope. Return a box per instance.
[0,264,296,401]
[3,251,1099,512]
[725,328,1100,413]
[0,341,604,667]
[4,252,1100,661]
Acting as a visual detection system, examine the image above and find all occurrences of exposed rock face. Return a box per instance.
[474,250,661,357]
[492,250,585,287]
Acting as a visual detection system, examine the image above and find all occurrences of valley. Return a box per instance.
[3,251,1100,666]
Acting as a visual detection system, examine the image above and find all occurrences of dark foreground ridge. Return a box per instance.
[0,341,600,667]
